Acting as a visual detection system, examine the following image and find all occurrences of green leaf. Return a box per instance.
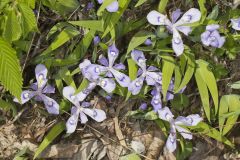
[228,81,240,89]
[174,51,195,93]
[42,0,80,16]
[0,99,17,116]
[195,60,219,118]
[219,95,240,135]
[43,27,80,55]
[126,31,155,54]
[75,78,89,93]
[171,94,189,111]
[0,0,10,10]
[161,54,175,100]
[68,20,104,32]
[158,0,169,13]
[135,0,147,7]
[33,121,66,159]
[19,0,35,9]
[144,111,158,120]
[190,122,234,148]
[3,9,22,42]
[68,30,95,60]
[195,70,210,121]
[58,68,76,89]
[97,0,115,16]
[0,38,22,100]
[207,5,219,20]
[198,0,207,23]
[125,59,138,100]
[120,153,141,160]
[101,0,130,38]
[18,3,38,37]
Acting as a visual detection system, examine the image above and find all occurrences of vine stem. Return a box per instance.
[22,2,41,73]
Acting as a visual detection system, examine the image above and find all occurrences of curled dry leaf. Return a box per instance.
[145,130,165,160]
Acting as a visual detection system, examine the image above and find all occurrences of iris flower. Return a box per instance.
[97,0,119,12]
[231,18,240,31]
[151,81,186,112]
[201,24,225,48]
[82,44,130,88]
[63,86,106,133]
[128,50,162,95]
[15,64,59,114]
[78,59,116,101]
[147,8,201,56]
[158,107,202,152]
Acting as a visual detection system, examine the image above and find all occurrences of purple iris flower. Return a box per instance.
[86,2,94,10]
[144,39,152,46]
[93,36,100,46]
[231,18,240,31]
[151,81,186,112]
[147,8,201,56]
[97,0,119,12]
[14,64,59,115]
[82,44,130,88]
[139,103,148,110]
[79,59,116,100]
[201,24,225,48]
[63,86,106,133]
[128,50,162,95]
[158,107,202,152]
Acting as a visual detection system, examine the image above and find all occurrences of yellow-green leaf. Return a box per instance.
[0,38,22,100]
[3,9,22,42]
[34,122,66,159]
[161,54,175,100]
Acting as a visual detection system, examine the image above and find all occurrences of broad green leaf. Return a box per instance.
[174,51,195,93]
[195,68,210,121]
[196,60,219,115]
[0,38,22,100]
[42,0,80,16]
[33,122,66,159]
[125,59,138,100]
[43,27,80,55]
[19,0,35,9]
[0,0,10,10]
[126,31,155,54]
[161,54,175,100]
[190,122,234,148]
[18,3,38,37]
[135,0,147,7]
[198,0,207,23]
[219,95,240,135]
[68,20,104,32]
[3,9,22,42]
[158,0,169,13]
[120,153,141,160]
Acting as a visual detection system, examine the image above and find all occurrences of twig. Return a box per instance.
[22,2,41,72]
